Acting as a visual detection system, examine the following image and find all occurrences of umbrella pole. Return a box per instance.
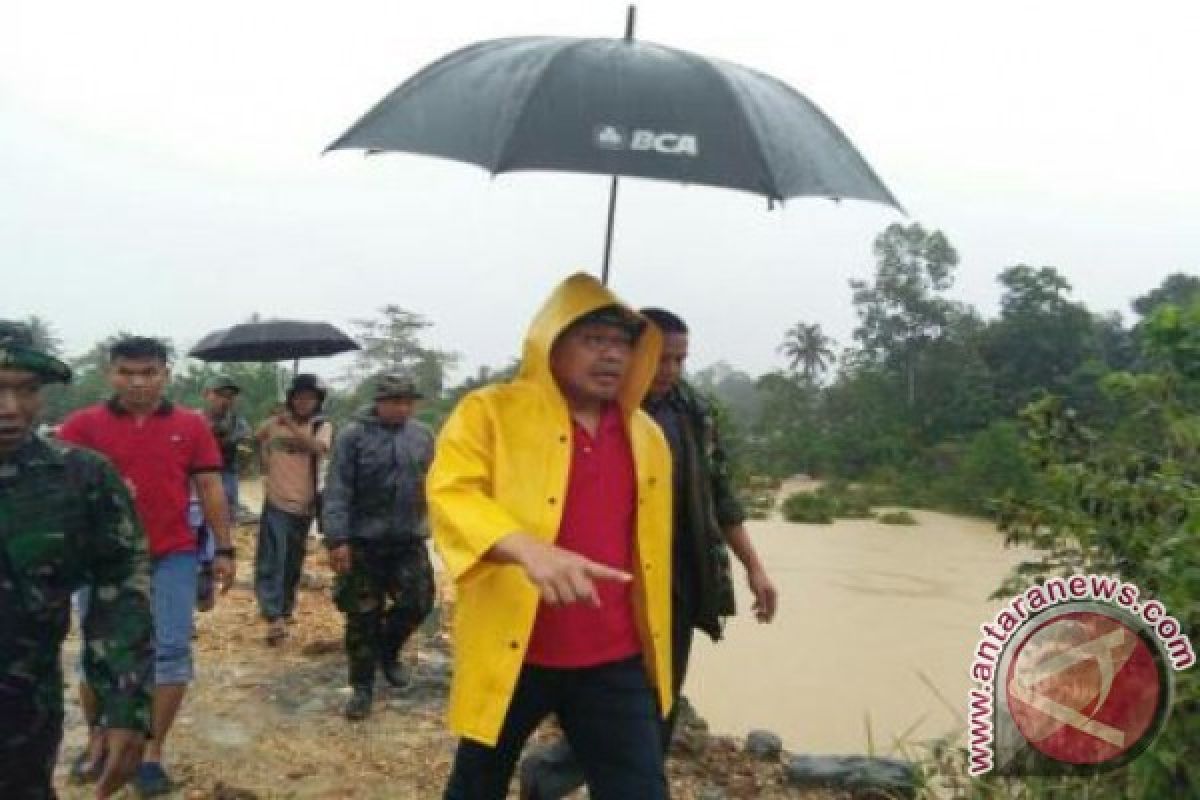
[600,6,636,286]
[601,175,620,285]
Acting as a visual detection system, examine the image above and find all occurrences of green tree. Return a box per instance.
[749,370,824,477]
[907,306,996,445]
[778,322,836,382]
[1131,272,1200,318]
[991,300,1200,798]
[820,362,912,475]
[849,222,961,409]
[22,315,62,355]
[979,265,1100,417]
[347,305,459,399]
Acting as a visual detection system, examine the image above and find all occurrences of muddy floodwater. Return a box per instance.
[687,485,1035,758]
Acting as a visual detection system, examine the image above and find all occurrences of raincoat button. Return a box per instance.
[509,640,520,650]
[558,434,568,443]
[548,497,557,505]
[648,476,657,486]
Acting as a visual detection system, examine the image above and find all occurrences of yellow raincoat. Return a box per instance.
[427,272,673,746]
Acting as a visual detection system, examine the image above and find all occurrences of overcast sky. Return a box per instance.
[4,0,1198,383]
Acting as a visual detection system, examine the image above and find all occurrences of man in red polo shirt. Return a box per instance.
[58,336,235,797]
[430,274,674,800]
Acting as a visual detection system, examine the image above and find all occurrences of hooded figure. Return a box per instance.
[429,274,673,799]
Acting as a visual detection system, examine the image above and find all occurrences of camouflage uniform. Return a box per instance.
[0,436,153,799]
[332,540,435,687]
[646,379,741,639]
[322,389,436,691]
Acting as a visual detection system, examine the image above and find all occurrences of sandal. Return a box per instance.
[134,761,172,797]
[69,748,104,784]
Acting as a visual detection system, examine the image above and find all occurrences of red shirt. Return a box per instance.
[58,399,223,557]
[525,404,641,668]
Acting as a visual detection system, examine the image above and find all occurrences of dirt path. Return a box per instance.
[53,481,836,799]
[57,523,459,799]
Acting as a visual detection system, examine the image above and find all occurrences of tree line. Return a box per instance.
[693,223,1198,516]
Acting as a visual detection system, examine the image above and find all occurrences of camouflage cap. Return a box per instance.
[374,374,423,400]
[0,320,72,384]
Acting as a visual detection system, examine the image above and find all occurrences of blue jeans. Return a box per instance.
[152,552,198,684]
[78,552,197,686]
[254,503,311,620]
[443,657,667,800]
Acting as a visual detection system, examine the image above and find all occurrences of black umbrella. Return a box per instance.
[327,6,901,283]
[189,320,360,367]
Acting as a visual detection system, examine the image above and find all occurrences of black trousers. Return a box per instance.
[517,590,697,799]
[0,708,61,800]
[443,657,667,800]
[662,586,697,746]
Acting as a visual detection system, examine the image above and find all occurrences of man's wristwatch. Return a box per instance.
[214,546,236,559]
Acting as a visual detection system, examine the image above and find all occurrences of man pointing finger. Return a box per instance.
[429,274,673,800]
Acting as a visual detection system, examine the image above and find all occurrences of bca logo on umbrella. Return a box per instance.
[593,125,699,157]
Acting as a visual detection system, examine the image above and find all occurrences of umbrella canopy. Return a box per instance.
[326,28,901,210]
[188,320,360,363]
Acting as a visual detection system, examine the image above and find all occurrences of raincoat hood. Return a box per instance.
[426,272,675,745]
[517,273,661,416]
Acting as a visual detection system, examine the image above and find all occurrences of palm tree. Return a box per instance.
[779,322,836,382]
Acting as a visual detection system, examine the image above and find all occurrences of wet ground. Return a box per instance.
[54,511,837,799]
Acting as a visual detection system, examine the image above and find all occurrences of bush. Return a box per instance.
[989,385,1200,797]
[878,510,918,525]
[780,491,834,524]
[852,427,1033,517]
[824,485,876,518]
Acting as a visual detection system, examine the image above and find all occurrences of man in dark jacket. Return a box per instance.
[639,308,778,726]
[322,375,436,720]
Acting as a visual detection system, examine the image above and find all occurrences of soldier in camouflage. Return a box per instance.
[322,375,436,720]
[0,321,154,799]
